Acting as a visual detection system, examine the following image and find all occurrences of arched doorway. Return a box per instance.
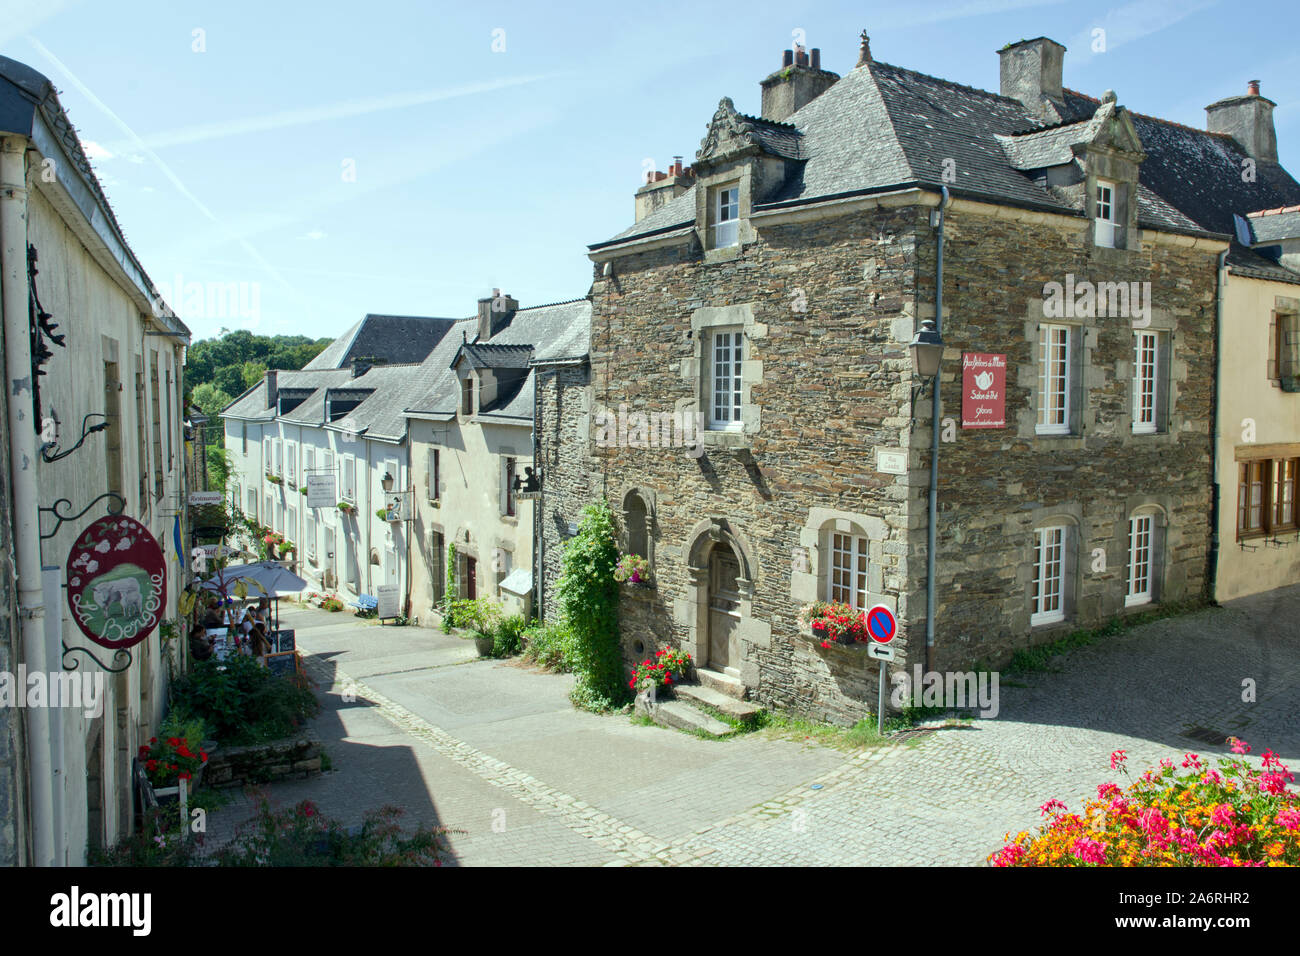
[707,542,742,675]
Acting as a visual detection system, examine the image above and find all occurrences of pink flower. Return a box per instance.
[1097,783,1122,800]
[1138,807,1169,835]
[1072,837,1106,864]
[1274,808,1300,830]
[1262,750,1283,769]
[1200,769,1223,786]
[1158,758,1175,770]
[1181,753,1203,770]
[1209,804,1236,828]
[1039,799,1067,817]
[1110,749,1128,770]
[1229,738,1251,755]
[991,844,1026,867]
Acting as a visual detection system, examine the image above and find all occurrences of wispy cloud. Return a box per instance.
[872,0,1069,29]
[1069,0,1219,59]
[0,0,75,48]
[104,73,559,154]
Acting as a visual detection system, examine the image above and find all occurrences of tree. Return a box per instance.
[206,446,236,494]
[191,383,234,417]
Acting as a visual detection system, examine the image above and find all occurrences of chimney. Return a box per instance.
[1207,81,1278,164]
[265,369,277,410]
[351,358,370,378]
[477,288,518,340]
[635,160,694,222]
[998,37,1066,121]
[760,47,839,123]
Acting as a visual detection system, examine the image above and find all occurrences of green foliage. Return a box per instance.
[183,330,332,407]
[206,446,236,494]
[169,654,319,746]
[521,621,575,672]
[447,597,502,636]
[492,614,529,658]
[555,500,625,711]
[440,542,458,633]
[191,382,234,417]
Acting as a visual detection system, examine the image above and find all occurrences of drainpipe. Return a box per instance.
[1207,247,1228,605]
[924,187,950,674]
[531,368,543,623]
[2,136,55,865]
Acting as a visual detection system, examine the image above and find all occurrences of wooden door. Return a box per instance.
[707,545,741,675]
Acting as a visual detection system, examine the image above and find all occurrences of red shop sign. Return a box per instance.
[962,353,1006,429]
[66,514,167,650]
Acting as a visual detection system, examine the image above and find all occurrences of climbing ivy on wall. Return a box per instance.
[555,499,624,711]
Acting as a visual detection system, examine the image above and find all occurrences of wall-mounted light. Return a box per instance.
[381,471,394,492]
[908,317,945,430]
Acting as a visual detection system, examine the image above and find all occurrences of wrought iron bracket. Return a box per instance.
[39,492,125,540]
[62,643,132,673]
[41,412,110,463]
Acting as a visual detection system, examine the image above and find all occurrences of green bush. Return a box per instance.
[521,621,574,672]
[170,654,319,746]
[446,597,502,636]
[555,500,624,711]
[492,614,529,658]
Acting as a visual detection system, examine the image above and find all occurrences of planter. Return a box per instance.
[473,635,494,657]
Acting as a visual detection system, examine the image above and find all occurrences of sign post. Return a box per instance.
[865,604,898,735]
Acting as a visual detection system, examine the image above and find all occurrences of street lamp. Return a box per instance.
[381,471,394,492]
[908,317,945,429]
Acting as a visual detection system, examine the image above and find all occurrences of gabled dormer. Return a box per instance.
[451,342,534,418]
[693,92,804,259]
[999,91,1145,251]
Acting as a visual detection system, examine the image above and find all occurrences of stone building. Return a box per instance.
[0,56,191,863]
[405,294,590,623]
[579,36,1290,723]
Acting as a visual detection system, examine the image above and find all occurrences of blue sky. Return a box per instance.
[5,0,1297,342]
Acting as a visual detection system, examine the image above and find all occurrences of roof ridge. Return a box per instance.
[1248,204,1300,218]
[1063,87,1233,141]
[516,297,590,311]
[870,58,1026,107]
[736,110,799,130]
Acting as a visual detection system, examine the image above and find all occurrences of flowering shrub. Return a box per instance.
[266,474,283,485]
[337,502,356,514]
[614,554,651,584]
[629,647,692,691]
[139,734,207,789]
[990,740,1299,867]
[800,601,869,648]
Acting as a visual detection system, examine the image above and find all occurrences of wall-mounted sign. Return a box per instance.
[962,353,1007,429]
[876,448,907,475]
[188,492,223,506]
[380,491,412,522]
[66,515,167,650]
[305,473,336,509]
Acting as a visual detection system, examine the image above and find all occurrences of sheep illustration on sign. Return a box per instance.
[66,514,167,650]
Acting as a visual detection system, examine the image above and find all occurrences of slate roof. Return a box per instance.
[454,343,535,371]
[404,299,591,422]
[303,313,456,369]
[592,55,1300,277]
[1245,206,1300,243]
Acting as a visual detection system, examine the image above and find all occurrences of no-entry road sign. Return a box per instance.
[865,604,897,644]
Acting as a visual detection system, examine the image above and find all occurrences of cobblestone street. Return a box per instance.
[205,584,1300,866]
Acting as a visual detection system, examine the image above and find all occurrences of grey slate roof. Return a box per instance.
[593,57,1300,274]
[303,313,456,369]
[454,343,535,371]
[1245,207,1300,243]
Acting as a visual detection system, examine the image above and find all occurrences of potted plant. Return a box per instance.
[614,554,652,586]
[628,647,692,695]
[266,473,283,485]
[801,601,869,648]
[139,727,209,801]
[449,598,502,656]
[337,501,356,515]
[298,486,308,496]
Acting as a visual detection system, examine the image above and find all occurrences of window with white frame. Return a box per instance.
[1128,330,1159,431]
[428,448,440,501]
[242,422,248,455]
[286,503,297,544]
[305,512,317,562]
[342,456,356,501]
[827,533,869,610]
[385,547,398,586]
[1036,325,1072,435]
[275,499,284,535]
[323,449,334,482]
[304,446,315,481]
[712,184,739,248]
[1095,180,1117,248]
[247,489,257,522]
[263,437,272,473]
[285,442,297,483]
[709,329,744,429]
[264,493,273,529]
[503,457,516,517]
[1125,512,1156,607]
[1031,525,1067,625]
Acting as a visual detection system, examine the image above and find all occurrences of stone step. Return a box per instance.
[695,668,747,700]
[636,695,732,737]
[674,682,763,720]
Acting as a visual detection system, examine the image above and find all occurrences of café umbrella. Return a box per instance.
[199,561,308,630]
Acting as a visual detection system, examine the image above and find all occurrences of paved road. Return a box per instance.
[203,585,1300,865]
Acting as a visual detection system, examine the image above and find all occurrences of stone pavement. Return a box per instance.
[202,584,1300,866]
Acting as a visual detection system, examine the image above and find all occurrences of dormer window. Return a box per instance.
[712,185,740,248]
[1095,180,1118,248]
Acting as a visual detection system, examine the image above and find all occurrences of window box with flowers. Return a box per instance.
[298,486,308,496]
[800,601,869,648]
[337,502,356,515]
[629,647,692,695]
[139,731,209,803]
[614,554,653,587]
[266,473,283,486]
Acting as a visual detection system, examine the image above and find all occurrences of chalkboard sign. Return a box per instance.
[272,629,296,653]
[265,651,298,678]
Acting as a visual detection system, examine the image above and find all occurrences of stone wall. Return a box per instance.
[589,205,922,724]
[587,195,1220,725]
[205,731,323,788]
[536,363,596,623]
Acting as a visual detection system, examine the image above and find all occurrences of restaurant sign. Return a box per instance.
[66,515,167,650]
[961,352,1007,429]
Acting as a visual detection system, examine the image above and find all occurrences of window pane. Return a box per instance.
[1133,332,1157,432]
[1037,326,1069,431]
[1127,515,1153,605]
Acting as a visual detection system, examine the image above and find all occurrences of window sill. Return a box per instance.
[1030,612,1066,627]
[703,244,742,265]
[1123,594,1152,608]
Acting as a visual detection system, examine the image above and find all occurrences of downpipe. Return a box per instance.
[924,187,950,674]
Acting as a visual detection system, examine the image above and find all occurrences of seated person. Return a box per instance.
[189,624,214,662]
[248,623,272,660]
